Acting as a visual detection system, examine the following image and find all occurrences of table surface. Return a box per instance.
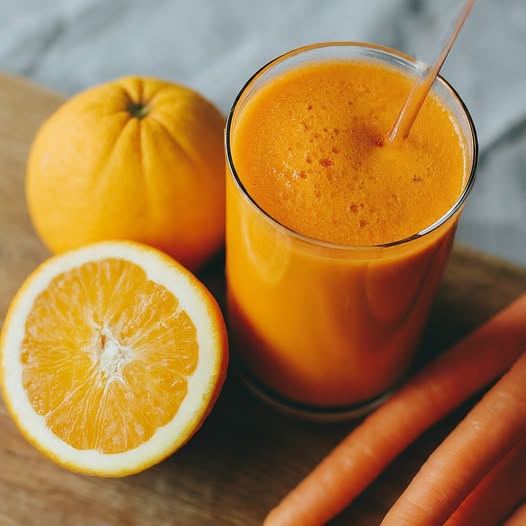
[1,72,526,526]
[0,0,525,265]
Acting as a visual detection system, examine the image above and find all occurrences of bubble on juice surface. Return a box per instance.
[349,203,359,214]
[292,169,308,180]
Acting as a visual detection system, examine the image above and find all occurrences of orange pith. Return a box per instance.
[21,257,198,454]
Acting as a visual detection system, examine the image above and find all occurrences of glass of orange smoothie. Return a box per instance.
[225,42,477,420]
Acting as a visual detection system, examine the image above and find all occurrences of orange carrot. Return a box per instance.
[444,438,526,526]
[380,350,526,526]
[264,293,526,526]
[503,501,526,526]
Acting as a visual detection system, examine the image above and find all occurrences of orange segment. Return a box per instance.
[1,241,228,476]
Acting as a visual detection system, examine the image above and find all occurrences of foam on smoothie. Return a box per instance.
[232,60,466,246]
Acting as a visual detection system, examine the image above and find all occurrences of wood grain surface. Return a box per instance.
[1,73,525,526]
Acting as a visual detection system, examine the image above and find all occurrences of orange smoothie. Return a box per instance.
[226,44,476,414]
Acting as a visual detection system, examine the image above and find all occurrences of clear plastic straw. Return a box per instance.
[387,0,476,144]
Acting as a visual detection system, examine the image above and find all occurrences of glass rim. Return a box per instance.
[225,41,479,252]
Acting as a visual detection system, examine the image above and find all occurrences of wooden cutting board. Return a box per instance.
[0,73,525,526]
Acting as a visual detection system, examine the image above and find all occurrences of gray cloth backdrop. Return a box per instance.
[1,0,525,264]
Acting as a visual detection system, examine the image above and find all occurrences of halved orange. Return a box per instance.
[0,241,228,476]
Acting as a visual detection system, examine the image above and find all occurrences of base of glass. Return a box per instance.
[235,362,392,423]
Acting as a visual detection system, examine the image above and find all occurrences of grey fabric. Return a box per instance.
[1,0,524,263]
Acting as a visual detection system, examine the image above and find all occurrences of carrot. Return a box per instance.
[444,438,526,526]
[380,350,526,526]
[264,293,526,526]
[503,501,526,526]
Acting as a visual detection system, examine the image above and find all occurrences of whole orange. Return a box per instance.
[26,77,226,271]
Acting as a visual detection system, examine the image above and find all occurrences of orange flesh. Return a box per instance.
[233,60,465,245]
[21,258,197,453]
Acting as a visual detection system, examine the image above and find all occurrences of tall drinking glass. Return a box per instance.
[225,42,477,421]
